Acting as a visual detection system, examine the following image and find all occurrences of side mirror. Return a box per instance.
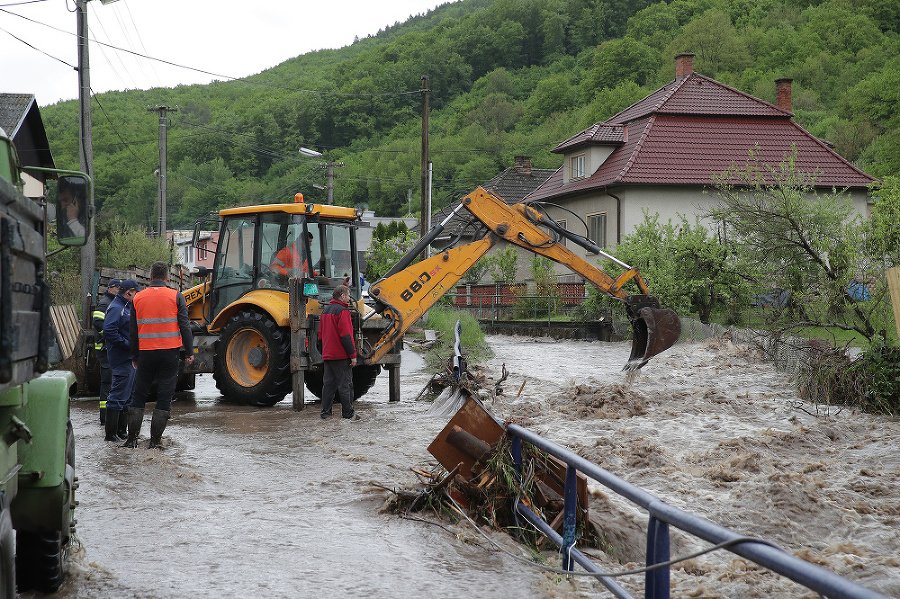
[55,174,91,246]
[193,266,210,279]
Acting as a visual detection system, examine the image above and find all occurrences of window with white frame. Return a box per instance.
[587,212,607,248]
[570,154,586,180]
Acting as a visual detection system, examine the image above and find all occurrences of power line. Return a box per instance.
[1,7,421,98]
[0,23,72,67]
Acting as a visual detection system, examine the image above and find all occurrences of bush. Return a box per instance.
[850,340,900,415]
[514,256,559,319]
[797,338,900,416]
[364,230,419,281]
[424,306,493,369]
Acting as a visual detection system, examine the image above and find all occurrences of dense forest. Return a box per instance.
[40,0,899,235]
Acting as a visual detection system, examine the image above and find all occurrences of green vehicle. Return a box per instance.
[0,125,89,595]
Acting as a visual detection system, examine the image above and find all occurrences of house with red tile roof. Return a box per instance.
[525,54,878,271]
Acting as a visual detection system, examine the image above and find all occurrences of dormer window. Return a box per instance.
[571,153,586,180]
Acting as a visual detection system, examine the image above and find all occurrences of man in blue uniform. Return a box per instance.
[92,278,119,426]
[102,279,140,441]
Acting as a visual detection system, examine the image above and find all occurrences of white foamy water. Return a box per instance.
[475,334,900,597]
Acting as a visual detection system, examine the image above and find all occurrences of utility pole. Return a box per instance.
[420,75,429,259]
[149,105,176,237]
[75,0,95,306]
[299,147,342,205]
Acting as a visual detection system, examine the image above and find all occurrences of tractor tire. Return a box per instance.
[14,422,75,595]
[0,497,14,599]
[14,531,66,594]
[213,310,291,406]
[303,364,382,401]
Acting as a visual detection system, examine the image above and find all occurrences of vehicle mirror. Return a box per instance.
[55,174,91,246]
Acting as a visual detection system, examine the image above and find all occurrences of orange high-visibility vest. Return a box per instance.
[271,243,310,276]
[133,286,182,350]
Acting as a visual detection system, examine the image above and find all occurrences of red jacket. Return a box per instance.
[318,299,356,360]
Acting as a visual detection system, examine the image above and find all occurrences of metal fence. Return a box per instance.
[504,423,888,599]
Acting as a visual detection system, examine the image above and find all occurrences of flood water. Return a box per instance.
[36,335,900,598]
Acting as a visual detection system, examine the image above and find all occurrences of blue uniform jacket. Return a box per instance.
[103,294,132,368]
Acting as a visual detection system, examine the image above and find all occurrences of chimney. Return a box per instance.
[675,53,694,80]
[775,78,793,112]
[514,155,532,175]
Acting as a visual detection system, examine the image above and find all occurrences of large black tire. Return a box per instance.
[0,496,14,599]
[303,364,382,401]
[213,310,291,406]
[14,531,66,593]
[14,422,75,594]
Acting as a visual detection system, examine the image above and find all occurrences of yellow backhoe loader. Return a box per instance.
[181,187,681,407]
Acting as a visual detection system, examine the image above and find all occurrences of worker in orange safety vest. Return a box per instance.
[122,261,194,449]
[271,232,317,277]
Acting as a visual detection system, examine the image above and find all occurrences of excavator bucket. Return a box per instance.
[623,295,682,370]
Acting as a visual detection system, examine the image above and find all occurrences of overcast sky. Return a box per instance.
[1,0,451,106]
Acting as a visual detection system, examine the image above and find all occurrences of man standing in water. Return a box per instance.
[93,278,120,425]
[102,279,140,441]
[318,285,358,420]
[123,262,194,449]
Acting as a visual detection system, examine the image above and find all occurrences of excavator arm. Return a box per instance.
[364,187,681,369]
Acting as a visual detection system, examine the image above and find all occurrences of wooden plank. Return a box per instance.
[887,267,900,340]
[50,304,80,360]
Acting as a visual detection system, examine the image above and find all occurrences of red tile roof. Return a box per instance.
[527,73,877,202]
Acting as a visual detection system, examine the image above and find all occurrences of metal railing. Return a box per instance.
[505,423,888,599]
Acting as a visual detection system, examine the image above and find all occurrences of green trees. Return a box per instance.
[710,150,890,341]
[36,0,897,241]
[611,213,751,324]
[363,228,419,282]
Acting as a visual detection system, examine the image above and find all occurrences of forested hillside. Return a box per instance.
[40,0,898,235]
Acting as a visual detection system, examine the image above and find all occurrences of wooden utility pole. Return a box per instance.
[420,76,429,258]
[148,105,176,237]
[75,0,95,305]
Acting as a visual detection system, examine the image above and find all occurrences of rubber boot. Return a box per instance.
[148,409,171,449]
[121,408,145,448]
[99,400,107,425]
[104,409,122,442]
[117,407,129,439]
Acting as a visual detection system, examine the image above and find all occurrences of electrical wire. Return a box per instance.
[1,7,421,98]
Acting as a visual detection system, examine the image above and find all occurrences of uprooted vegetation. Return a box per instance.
[379,434,600,554]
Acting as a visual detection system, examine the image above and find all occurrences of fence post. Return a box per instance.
[887,267,900,340]
[561,466,578,571]
[511,435,521,476]
[645,515,671,599]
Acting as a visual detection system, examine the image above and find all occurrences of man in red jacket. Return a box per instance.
[318,285,357,419]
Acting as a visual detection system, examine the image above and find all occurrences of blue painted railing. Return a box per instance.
[505,422,889,599]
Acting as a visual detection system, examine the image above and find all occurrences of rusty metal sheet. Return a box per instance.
[427,394,505,480]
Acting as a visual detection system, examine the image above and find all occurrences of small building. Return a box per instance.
[0,93,56,198]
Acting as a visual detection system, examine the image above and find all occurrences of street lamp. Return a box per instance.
[298,146,342,205]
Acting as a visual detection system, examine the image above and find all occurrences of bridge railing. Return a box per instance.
[504,422,888,599]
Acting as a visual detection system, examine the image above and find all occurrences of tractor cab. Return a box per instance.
[197,199,364,328]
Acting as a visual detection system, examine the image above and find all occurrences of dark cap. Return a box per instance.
[119,279,140,292]
[107,278,122,289]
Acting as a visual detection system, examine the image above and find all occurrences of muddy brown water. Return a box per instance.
[35,335,900,598]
